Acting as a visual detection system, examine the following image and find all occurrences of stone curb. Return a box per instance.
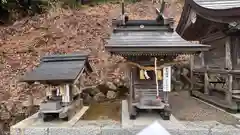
[11,125,240,135]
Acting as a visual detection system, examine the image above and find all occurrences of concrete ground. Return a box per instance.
[121,100,240,135]
[10,91,240,135]
[11,100,240,135]
[121,100,184,128]
[169,91,240,125]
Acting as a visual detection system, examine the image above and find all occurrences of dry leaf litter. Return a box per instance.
[0,0,183,133]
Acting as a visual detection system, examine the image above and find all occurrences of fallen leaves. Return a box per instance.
[0,0,184,133]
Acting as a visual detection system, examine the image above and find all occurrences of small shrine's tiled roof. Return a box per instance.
[20,53,92,84]
[105,25,210,56]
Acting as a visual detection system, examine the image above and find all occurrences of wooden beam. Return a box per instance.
[232,94,240,99]
[193,68,240,75]
[181,10,195,35]
[73,67,85,85]
[232,90,240,94]
[200,31,226,44]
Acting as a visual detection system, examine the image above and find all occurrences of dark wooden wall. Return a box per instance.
[203,37,226,69]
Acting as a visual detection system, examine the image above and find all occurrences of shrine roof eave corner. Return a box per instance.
[182,0,240,19]
[176,0,240,41]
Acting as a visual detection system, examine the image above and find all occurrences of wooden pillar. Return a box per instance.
[128,66,132,111]
[204,72,209,95]
[61,84,71,104]
[225,37,232,70]
[128,67,136,116]
[46,85,52,97]
[201,52,205,67]
[231,37,238,69]
[200,51,209,95]
[225,37,233,104]
[231,37,238,98]
[190,55,194,90]
[226,74,233,104]
[65,84,71,103]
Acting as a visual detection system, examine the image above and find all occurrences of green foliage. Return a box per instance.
[61,0,81,9]
[0,0,8,9]
[0,0,47,23]
[0,0,140,24]
[92,0,117,4]
[126,0,141,3]
[1,0,7,4]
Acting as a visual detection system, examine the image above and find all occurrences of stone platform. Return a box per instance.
[10,100,240,135]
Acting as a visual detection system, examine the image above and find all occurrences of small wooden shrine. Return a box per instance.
[105,1,210,120]
[176,0,240,112]
[20,53,92,121]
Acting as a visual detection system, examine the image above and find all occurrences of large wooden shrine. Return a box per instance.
[176,0,240,112]
[105,1,210,120]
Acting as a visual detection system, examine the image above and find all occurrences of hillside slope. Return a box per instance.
[0,0,183,133]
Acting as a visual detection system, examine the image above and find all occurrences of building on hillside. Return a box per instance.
[176,0,240,112]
